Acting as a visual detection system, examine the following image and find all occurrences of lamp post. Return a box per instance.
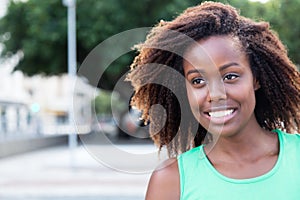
[62,0,77,152]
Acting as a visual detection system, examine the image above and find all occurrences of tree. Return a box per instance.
[225,0,300,66]
[0,0,68,75]
[0,0,196,91]
[263,0,300,65]
[1,0,298,92]
[92,90,126,116]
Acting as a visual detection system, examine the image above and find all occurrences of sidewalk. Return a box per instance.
[0,141,166,200]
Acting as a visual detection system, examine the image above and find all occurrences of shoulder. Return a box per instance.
[276,129,300,141]
[145,158,180,200]
[275,129,300,151]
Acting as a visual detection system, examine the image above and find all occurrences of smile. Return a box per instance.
[208,109,234,118]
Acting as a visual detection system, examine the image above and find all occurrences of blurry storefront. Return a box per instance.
[0,65,95,140]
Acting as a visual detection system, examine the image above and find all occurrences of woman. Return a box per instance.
[127,2,300,199]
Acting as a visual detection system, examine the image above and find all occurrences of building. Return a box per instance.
[0,63,96,140]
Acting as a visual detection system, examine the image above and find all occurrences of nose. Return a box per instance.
[207,79,227,102]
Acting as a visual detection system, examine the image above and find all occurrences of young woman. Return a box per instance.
[127,2,300,199]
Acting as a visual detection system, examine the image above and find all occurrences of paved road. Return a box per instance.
[0,138,168,200]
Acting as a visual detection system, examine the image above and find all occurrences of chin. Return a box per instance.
[204,124,238,138]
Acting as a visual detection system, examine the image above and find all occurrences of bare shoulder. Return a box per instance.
[145,158,180,200]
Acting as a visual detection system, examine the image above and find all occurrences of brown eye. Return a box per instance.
[224,73,239,81]
[192,78,205,85]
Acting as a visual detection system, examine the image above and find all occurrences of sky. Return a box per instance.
[0,0,9,18]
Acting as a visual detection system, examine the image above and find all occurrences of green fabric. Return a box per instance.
[178,130,300,200]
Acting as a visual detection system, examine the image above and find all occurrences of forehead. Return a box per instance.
[183,36,246,69]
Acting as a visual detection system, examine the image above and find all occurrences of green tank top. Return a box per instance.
[178,130,300,200]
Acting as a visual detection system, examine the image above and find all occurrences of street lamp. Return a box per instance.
[62,0,77,151]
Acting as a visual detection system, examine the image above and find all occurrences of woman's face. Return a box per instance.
[183,36,259,137]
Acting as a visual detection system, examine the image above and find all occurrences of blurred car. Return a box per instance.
[92,116,118,138]
[117,107,149,139]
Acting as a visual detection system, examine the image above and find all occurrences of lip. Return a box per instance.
[203,107,237,124]
[203,105,236,112]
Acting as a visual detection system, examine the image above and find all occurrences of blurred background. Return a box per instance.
[0,0,299,199]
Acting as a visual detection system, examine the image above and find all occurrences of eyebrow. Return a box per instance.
[219,62,239,71]
[186,62,240,76]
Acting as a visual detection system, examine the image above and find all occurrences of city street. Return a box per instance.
[0,137,168,200]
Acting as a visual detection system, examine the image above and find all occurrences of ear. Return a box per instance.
[253,78,260,91]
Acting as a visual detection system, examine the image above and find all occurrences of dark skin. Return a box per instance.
[146,158,180,199]
[145,36,279,200]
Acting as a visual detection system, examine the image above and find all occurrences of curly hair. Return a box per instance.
[126,1,300,157]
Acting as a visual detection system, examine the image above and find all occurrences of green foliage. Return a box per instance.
[224,0,300,65]
[0,0,67,75]
[0,0,199,90]
[92,90,126,116]
[263,0,300,65]
[0,0,299,91]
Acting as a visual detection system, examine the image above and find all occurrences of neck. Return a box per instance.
[205,119,277,160]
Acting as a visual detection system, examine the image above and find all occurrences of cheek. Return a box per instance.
[230,83,256,109]
[186,84,206,114]
[246,88,257,109]
[186,84,196,107]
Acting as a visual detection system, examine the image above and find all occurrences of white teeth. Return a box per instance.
[209,109,234,118]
